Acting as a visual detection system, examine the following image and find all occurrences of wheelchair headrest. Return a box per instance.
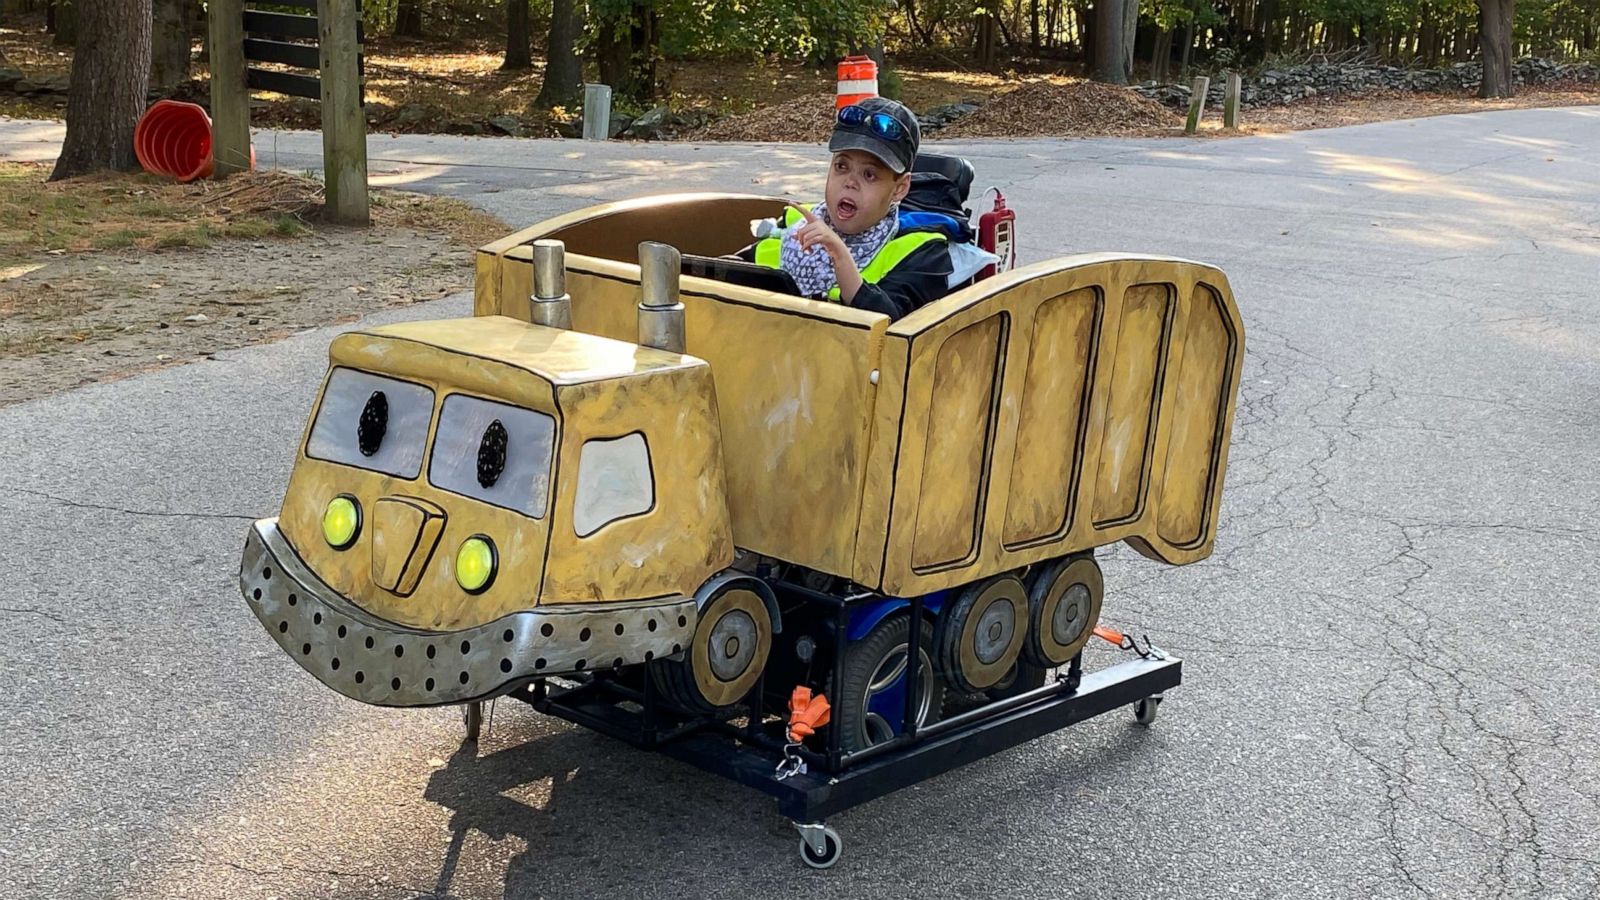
[911,153,976,205]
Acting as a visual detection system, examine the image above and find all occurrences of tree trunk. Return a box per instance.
[393,0,422,37]
[1260,0,1279,55]
[534,0,579,109]
[149,0,190,91]
[1151,27,1171,83]
[502,0,531,70]
[52,0,151,179]
[1478,0,1514,98]
[1180,18,1194,75]
[1078,2,1093,63]
[1030,0,1040,53]
[1092,0,1128,83]
[55,0,78,44]
[976,13,997,68]
[1120,0,1137,81]
[47,0,57,34]
[593,2,655,105]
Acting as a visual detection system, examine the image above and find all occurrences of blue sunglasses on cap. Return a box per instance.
[837,105,907,143]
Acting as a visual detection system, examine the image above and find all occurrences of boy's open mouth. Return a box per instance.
[834,198,859,221]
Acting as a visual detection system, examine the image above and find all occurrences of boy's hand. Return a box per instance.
[788,203,864,302]
[788,204,850,263]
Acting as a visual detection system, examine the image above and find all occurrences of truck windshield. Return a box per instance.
[427,393,556,519]
[305,367,435,479]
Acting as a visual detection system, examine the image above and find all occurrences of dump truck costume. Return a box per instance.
[240,186,1244,868]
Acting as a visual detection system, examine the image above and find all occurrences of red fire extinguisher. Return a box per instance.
[977,188,1015,280]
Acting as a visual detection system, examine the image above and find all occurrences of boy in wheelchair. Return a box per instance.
[737,97,999,319]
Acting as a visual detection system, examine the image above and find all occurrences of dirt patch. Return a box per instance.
[0,163,506,407]
[0,233,466,406]
[686,93,837,142]
[937,79,1180,139]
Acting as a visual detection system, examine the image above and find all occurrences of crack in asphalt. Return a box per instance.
[1192,299,1600,897]
[0,606,68,624]
[2,485,259,522]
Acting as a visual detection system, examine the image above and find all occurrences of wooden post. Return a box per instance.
[1184,75,1209,134]
[1224,73,1242,129]
[582,83,611,141]
[317,0,369,224]
[207,0,252,176]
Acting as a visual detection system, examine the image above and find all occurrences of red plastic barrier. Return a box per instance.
[133,100,254,182]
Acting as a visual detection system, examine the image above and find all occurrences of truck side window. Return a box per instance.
[573,433,654,537]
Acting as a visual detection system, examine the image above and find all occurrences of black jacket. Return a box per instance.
[736,226,956,320]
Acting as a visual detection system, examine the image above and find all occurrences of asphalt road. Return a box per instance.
[2,107,1599,899]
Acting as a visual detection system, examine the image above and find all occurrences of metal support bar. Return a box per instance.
[903,593,924,740]
[530,653,1181,824]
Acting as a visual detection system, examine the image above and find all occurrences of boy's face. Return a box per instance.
[825,150,912,235]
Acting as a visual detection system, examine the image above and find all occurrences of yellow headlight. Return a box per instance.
[455,536,497,594]
[322,495,360,549]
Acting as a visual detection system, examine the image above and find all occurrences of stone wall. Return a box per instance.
[1136,58,1600,108]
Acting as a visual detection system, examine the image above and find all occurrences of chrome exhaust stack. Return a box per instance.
[637,241,685,354]
[529,239,572,330]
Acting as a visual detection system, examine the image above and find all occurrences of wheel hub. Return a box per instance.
[973,599,1016,665]
[862,646,935,747]
[1054,584,1090,645]
[707,609,757,681]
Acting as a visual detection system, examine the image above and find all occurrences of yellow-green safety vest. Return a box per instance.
[754,206,946,302]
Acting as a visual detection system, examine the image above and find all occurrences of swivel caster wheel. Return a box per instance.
[1134,694,1163,726]
[462,701,484,743]
[795,823,842,870]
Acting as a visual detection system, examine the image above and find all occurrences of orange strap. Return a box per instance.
[786,686,832,743]
[1093,625,1126,646]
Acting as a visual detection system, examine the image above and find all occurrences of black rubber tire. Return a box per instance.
[799,828,842,869]
[934,574,1028,693]
[986,660,1049,701]
[831,613,943,753]
[652,581,771,716]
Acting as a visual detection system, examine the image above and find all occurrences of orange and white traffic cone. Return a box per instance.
[835,56,879,110]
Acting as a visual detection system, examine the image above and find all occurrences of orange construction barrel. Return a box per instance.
[835,56,879,110]
[134,99,254,182]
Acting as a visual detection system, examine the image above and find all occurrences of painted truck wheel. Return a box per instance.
[1022,555,1103,668]
[986,660,1049,701]
[655,583,771,713]
[833,613,943,752]
[935,574,1029,693]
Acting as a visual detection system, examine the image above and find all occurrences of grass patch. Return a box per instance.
[0,162,508,268]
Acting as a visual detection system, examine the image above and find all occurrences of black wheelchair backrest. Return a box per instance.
[911,153,976,205]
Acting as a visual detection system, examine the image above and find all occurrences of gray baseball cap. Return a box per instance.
[828,97,920,175]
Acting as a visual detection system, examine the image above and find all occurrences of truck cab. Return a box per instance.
[242,315,733,707]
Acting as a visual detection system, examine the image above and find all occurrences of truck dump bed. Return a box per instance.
[476,195,1243,596]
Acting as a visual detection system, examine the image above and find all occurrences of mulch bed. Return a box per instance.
[937,79,1180,138]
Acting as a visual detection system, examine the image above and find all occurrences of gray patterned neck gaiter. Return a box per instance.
[779,203,899,299]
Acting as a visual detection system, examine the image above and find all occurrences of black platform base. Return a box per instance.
[511,654,1181,824]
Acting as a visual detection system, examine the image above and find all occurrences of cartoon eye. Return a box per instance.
[357,391,389,457]
[477,419,508,488]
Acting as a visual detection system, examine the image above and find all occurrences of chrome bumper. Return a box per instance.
[239,518,697,707]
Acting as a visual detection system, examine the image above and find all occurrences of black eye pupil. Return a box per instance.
[477,419,508,488]
[357,391,388,457]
